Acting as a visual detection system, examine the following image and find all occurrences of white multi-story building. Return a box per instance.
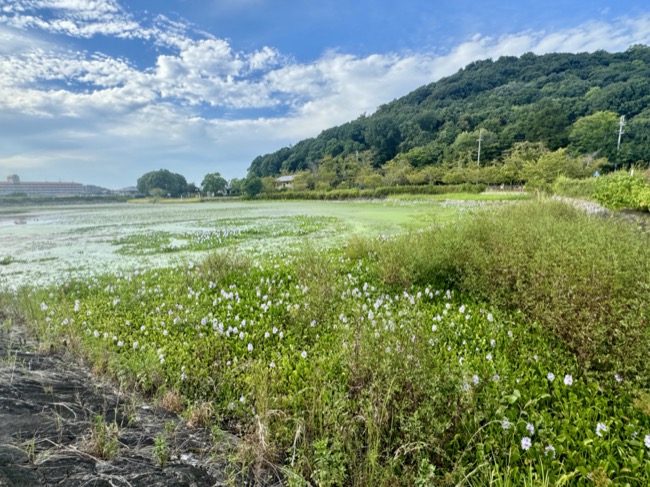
[0,175,85,197]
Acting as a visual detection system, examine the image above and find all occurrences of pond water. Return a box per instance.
[0,199,482,290]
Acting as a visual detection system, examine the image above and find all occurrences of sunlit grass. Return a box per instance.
[12,198,650,485]
[387,192,531,201]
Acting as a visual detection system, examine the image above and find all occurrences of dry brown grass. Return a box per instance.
[160,389,184,413]
[186,401,213,429]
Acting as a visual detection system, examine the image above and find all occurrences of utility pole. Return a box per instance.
[477,128,484,166]
[617,115,626,151]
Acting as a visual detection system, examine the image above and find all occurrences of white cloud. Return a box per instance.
[0,0,142,39]
[2,8,650,187]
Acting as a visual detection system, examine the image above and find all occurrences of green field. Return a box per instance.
[3,196,650,485]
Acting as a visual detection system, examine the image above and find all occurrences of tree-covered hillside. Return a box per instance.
[248,45,650,178]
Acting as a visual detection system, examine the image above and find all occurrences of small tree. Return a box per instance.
[242,176,263,198]
[201,172,227,195]
[149,188,166,199]
[137,169,188,197]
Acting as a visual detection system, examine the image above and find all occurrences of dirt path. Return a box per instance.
[0,322,241,487]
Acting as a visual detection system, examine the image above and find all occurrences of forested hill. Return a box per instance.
[248,45,650,177]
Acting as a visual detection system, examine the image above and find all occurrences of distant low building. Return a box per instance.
[83,184,111,195]
[275,175,296,189]
[0,175,85,197]
[115,186,139,196]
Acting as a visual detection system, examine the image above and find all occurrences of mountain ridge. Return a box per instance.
[248,45,650,178]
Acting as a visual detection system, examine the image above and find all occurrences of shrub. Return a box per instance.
[258,184,486,200]
[369,199,650,383]
[594,171,650,211]
[552,176,597,199]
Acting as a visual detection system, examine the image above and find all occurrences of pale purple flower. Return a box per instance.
[487,313,494,322]
[596,422,607,437]
[644,434,650,449]
[247,343,253,352]
[472,375,479,385]
[544,445,556,458]
[526,423,535,436]
[547,372,555,382]
[615,374,623,383]
[564,374,573,386]
[301,350,307,359]
[501,418,512,430]
[486,353,492,361]
[521,437,532,450]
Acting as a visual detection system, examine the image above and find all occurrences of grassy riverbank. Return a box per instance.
[5,199,650,485]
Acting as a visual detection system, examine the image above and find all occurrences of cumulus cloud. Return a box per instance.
[1,5,650,187]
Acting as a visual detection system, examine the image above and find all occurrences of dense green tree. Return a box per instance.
[136,169,188,197]
[364,116,402,165]
[523,100,571,150]
[201,172,227,195]
[242,176,263,197]
[569,111,620,160]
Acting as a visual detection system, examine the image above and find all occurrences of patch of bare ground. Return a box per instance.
[0,317,281,486]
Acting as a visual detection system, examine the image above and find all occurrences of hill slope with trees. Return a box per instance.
[247,46,650,187]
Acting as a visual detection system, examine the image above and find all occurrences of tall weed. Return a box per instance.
[370,199,650,382]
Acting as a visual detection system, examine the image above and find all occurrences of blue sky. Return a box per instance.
[2,1,650,189]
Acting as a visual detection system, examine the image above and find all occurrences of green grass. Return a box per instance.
[355,198,650,384]
[387,192,531,201]
[12,198,650,485]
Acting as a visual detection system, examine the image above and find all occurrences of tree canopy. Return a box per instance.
[201,172,227,195]
[248,46,650,178]
[136,169,188,197]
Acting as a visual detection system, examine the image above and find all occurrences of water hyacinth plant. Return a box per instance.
[6,198,650,485]
[25,244,650,485]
